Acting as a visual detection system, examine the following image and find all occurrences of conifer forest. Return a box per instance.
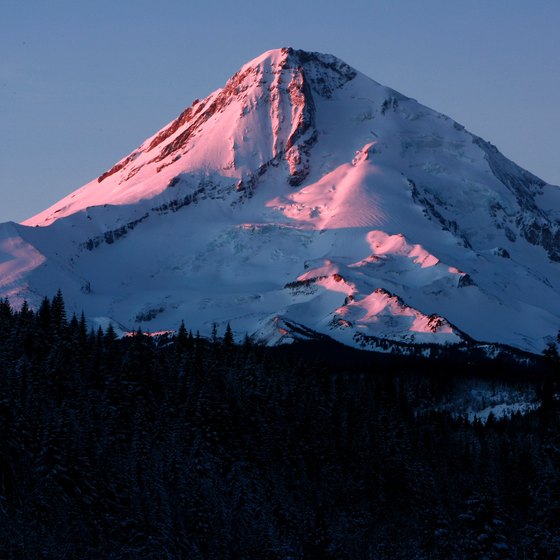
[0,293,559,558]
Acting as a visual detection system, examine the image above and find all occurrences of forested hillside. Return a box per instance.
[0,294,559,558]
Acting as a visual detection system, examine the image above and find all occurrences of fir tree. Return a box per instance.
[176,320,188,354]
[223,322,234,348]
[50,289,67,333]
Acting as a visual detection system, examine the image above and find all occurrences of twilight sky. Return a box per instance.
[1,0,559,224]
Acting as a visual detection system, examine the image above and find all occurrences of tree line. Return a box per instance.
[0,292,559,558]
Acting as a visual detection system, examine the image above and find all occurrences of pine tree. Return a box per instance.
[19,300,32,318]
[50,289,67,333]
[223,322,234,348]
[176,321,188,354]
[79,312,88,341]
[105,323,118,343]
[38,296,52,331]
[0,297,12,321]
[68,312,79,333]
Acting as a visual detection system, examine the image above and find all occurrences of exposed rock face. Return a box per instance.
[474,137,560,261]
[522,221,560,261]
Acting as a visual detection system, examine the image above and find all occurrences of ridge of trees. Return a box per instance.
[0,293,559,558]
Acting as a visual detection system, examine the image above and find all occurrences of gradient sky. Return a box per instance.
[1,0,559,224]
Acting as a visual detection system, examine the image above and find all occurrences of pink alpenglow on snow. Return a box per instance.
[0,48,558,353]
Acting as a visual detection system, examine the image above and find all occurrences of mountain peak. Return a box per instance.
[238,47,292,71]
[239,47,359,97]
[7,48,560,353]
[25,48,360,227]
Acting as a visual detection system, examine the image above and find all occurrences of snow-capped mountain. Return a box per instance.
[1,47,559,353]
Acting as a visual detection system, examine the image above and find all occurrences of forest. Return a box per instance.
[0,292,559,559]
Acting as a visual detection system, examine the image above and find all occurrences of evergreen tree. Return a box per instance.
[176,320,189,354]
[104,323,118,343]
[223,322,234,348]
[0,297,12,321]
[38,295,51,331]
[50,289,67,333]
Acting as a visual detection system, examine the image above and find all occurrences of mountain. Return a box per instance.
[1,47,559,353]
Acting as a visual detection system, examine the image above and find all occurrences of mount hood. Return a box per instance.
[1,48,560,353]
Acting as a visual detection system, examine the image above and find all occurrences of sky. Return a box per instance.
[1,0,559,224]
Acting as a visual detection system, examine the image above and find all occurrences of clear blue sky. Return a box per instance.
[2,0,559,223]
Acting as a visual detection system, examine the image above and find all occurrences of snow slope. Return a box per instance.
[2,47,559,353]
